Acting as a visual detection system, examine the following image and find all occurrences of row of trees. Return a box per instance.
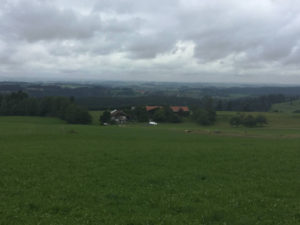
[216,94,289,112]
[76,94,293,112]
[230,113,268,127]
[0,91,91,124]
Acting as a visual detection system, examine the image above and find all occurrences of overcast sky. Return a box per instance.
[1,0,300,84]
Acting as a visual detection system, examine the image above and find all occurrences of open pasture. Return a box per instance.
[0,113,299,225]
[271,99,300,113]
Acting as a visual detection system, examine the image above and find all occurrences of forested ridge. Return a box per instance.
[76,94,295,112]
[1,82,300,98]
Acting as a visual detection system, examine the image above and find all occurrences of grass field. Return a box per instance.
[0,113,299,225]
[271,99,300,113]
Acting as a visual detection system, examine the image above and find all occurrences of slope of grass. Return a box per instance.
[89,110,102,125]
[0,115,299,225]
[271,99,300,113]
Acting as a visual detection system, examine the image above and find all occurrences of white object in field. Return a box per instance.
[149,121,158,126]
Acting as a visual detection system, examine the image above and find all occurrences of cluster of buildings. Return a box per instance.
[109,106,190,124]
[145,106,189,113]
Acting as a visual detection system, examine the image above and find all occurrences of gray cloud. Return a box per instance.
[93,0,180,14]
[0,0,101,41]
[1,0,300,84]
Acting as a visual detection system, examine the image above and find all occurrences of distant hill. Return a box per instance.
[0,82,300,99]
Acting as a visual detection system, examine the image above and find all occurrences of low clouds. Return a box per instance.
[1,0,300,83]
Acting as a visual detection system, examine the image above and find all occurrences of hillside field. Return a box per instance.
[0,112,299,225]
[271,99,300,113]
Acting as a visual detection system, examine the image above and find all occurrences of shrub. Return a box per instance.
[243,115,257,127]
[230,116,242,127]
[193,108,215,125]
[230,113,268,127]
[255,114,268,126]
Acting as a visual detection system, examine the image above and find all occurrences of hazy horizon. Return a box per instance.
[1,78,300,88]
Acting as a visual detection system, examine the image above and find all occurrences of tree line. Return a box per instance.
[0,91,91,124]
[216,94,293,112]
[76,94,295,112]
[1,82,300,98]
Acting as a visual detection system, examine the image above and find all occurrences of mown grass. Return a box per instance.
[0,114,299,225]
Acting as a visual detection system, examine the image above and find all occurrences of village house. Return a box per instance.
[110,109,128,124]
[170,106,189,113]
[146,105,190,114]
[145,106,162,113]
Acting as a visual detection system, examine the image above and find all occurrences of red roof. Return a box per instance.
[170,106,189,112]
[146,106,189,112]
[146,106,162,111]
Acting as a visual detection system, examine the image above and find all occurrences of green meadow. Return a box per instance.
[271,99,300,113]
[0,112,299,225]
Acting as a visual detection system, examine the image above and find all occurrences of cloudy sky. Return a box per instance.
[1,0,300,84]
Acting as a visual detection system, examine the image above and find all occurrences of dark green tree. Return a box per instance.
[193,109,212,125]
[0,97,9,115]
[65,104,91,124]
[230,116,242,127]
[153,108,167,122]
[243,115,257,127]
[100,111,111,124]
[216,100,223,111]
[255,115,268,126]
[134,106,149,122]
[229,113,244,127]
[202,96,216,123]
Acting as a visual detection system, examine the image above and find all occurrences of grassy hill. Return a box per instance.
[0,114,299,225]
[271,99,300,113]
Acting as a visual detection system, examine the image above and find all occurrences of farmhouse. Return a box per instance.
[146,105,190,114]
[110,109,127,124]
[170,106,189,113]
[146,106,162,112]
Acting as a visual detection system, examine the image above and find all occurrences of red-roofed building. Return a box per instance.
[170,106,189,113]
[146,106,162,112]
[146,105,189,114]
